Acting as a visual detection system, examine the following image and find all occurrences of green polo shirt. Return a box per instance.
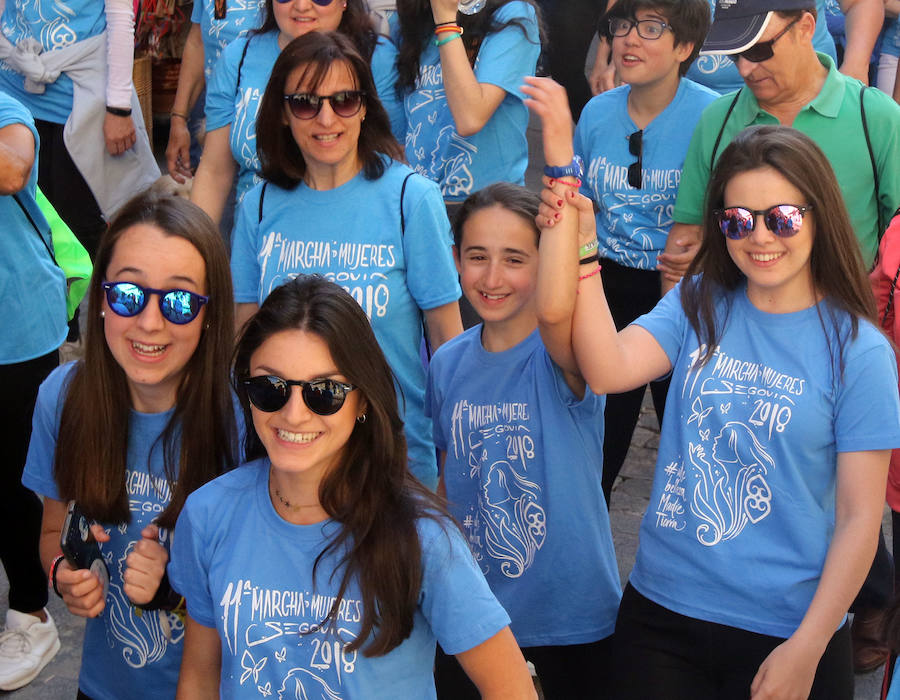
[673,53,900,266]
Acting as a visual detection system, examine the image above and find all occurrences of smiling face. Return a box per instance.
[612,8,693,90]
[723,166,816,312]
[284,60,365,184]
[248,328,363,491]
[273,0,345,47]
[102,224,207,413]
[456,205,539,337]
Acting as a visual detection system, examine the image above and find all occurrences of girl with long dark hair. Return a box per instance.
[22,190,239,699]
[170,275,535,698]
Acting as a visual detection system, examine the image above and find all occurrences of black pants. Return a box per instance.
[600,259,669,504]
[435,636,614,699]
[534,0,606,121]
[0,350,59,613]
[611,583,854,700]
[34,119,106,260]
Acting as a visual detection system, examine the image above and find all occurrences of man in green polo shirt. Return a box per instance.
[657,0,900,290]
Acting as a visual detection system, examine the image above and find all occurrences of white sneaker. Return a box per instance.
[0,608,61,690]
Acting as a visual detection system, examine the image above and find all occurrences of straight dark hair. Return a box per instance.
[394,0,543,94]
[253,0,377,62]
[681,124,876,371]
[234,275,451,656]
[605,0,710,76]
[54,190,238,529]
[452,182,540,248]
[256,31,404,189]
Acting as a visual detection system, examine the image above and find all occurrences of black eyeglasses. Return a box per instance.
[102,282,209,324]
[608,17,672,40]
[628,130,643,189]
[735,17,800,63]
[713,204,813,239]
[242,375,357,415]
[283,91,366,120]
[275,0,334,5]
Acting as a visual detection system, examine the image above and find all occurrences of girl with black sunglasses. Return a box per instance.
[170,274,535,698]
[21,189,240,699]
[231,31,462,490]
[533,96,900,698]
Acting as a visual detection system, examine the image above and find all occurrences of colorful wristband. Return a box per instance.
[435,32,463,47]
[49,554,65,598]
[578,266,602,281]
[435,24,463,34]
[579,239,599,258]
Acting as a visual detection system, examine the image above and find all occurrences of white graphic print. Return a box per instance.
[450,400,546,578]
[220,578,360,698]
[3,0,78,50]
[652,345,804,545]
[691,53,734,76]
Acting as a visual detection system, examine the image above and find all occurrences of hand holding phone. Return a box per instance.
[59,501,110,616]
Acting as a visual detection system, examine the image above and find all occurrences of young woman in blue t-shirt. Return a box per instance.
[532,88,900,697]
[22,190,239,700]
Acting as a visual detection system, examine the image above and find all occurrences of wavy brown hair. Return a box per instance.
[256,31,404,189]
[681,124,877,372]
[54,190,238,529]
[233,275,452,656]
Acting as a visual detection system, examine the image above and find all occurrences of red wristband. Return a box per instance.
[49,554,65,598]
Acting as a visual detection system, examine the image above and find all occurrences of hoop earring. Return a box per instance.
[100,310,105,318]
[356,414,367,424]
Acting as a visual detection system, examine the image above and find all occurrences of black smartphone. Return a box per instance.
[60,500,110,599]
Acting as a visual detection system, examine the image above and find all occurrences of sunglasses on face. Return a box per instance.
[102,281,209,324]
[242,375,357,415]
[735,16,800,63]
[608,17,672,40]
[274,0,334,5]
[713,204,813,239]
[283,91,366,120]
[628,130,643,189]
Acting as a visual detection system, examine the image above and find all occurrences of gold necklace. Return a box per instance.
[269,470,320,511]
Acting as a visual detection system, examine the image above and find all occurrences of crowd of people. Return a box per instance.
[3,0,900,697]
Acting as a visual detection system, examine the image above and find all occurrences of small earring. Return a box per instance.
[100,310,105,318]
[205,323,210,329]
[356,414,367,424]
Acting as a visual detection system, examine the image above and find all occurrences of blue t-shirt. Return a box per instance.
[22,363,185,700]
[169,459,510,699]
[628,283,900,638]
[882,17,900,60]
[191,0,265,81]
[574,79,717,270]
[426,327,621,647]
[0,0,105,123]
[230,160,461,489]
[0,90,67,364]
[399,1,540,201]
[205,31,403,203]
[687,0,837,95]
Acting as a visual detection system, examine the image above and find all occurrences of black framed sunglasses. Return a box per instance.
[274,0,334,5]
[628,130,643,189]
[608,17,672,40]
[102,281,209,324]
[713,204,813,239]
[242,375,357,415]
[283,91,366,120]
[735,17,800,63]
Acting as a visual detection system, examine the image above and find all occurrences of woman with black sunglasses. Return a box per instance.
[534,113,900,697]
[170,274,535,698]
[21,189,240,699]
[231,31,462,490]
[190,0,404,230]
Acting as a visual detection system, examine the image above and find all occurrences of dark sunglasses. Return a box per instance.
[242,375,357,415]
[102,281,209,324]
[274,0,334,5]
[735,17,800,63]
[713,204,813,239]
[628,130,643,189]
[283,91,366,120]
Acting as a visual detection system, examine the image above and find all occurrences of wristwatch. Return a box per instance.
[544,155,584,180]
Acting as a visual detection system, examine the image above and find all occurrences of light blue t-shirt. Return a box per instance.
[882,17,900,60]
[230,160,461,489]
[206,31,403,203]
[426,327,621,647]
[687,0,838,95]
[574,79,717,270]
[0,0,105,123]
[191,0,265,81]
[0,90,67,364]
[169,459,510,699]
[629,282,900,638]
[22,363,185,700]
[400,1,540,201]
